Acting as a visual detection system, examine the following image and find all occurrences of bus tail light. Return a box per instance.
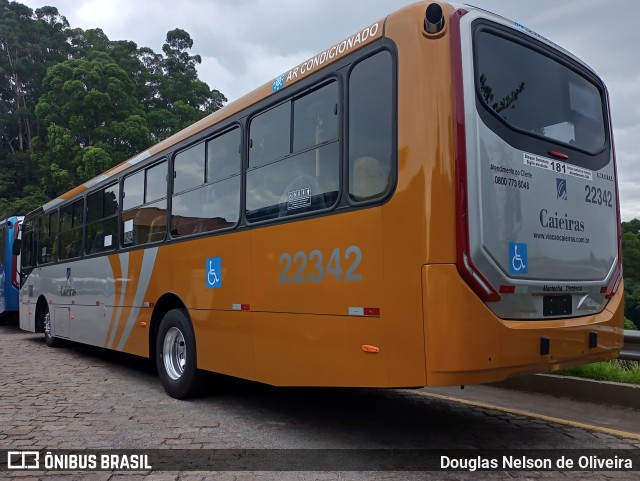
[499,285,515,294]
[604,268,622,299]
[451,8,500,303]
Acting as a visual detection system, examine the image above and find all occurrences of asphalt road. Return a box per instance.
[1,325,638,480]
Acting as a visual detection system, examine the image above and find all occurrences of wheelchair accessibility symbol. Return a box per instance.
[509,242,528,275]
[206,257,222,288]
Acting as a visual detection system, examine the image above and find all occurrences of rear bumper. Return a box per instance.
[422,264,624,386]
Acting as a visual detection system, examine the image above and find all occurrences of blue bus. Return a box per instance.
[0,216,23,323]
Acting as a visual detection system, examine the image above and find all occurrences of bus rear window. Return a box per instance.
[474,29,606,154]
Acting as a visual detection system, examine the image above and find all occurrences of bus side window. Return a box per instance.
[59,198,84,261]
[22,229,33,269]
[170,128,241,237]
[173,142,205,195]
[122,161,167,247]
[246,81,340,223]
[38,211,59,264]
[86,183,119,254]
[348,51,394,202]
[249,102,290,170]
[351,156,388,200]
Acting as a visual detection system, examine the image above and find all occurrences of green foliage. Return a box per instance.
[34,57,151,195]
[556,360,640,385]
[622,220,640,329]
[142,28,227,141]
[0,0,71,155]
[624,318,637,330]
[0,185,49,217]
[76,146,112,181]
[0,0,227,215]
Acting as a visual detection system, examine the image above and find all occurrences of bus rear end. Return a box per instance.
[424,5,623,385]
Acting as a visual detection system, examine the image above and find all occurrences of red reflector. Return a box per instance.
[364,307,380,316]
[600,286,607,293]
[499,285,515,294]
[241,304,250,311]
[361,345,380,353]
[549,150,569,159]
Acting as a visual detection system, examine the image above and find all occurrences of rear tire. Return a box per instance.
[156,309,203,399]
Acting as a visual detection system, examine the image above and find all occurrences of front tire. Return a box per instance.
[43,309,58,347]
[156,309,203,399]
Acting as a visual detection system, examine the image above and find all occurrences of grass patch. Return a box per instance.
[554,359,640,384]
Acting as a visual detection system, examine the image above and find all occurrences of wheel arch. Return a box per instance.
[149,292,189,362]
[34,295,49,333]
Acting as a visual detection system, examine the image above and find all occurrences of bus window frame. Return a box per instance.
[84,182,120,257]
[471,20,611,170]
[168,122,243,241]
[19,220,35,271]
[344,47,398,208]
[120,158,169,249]
[244,74,343,227]
[36,210,59,266]
[58,197,85,261]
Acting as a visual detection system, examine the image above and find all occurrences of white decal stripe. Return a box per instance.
[82,174,109,190]
[128,150,151,166]
[116,247,158,351]
[43,198,64,211]
[108,253,129,349]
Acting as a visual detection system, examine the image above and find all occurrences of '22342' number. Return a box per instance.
[279,246,363,284]
[584,185,613,208]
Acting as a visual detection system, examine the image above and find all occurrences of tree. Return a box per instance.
[143,29,226,141]
[622,220,640,329]
[0,3,228,217]
[34,57,150,195]
[67,26,227,142]
[0,1,71,153]
[0,1,72,217]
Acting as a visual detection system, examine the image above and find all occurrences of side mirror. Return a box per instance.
[12,239,21,256]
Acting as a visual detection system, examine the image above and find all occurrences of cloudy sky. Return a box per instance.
[19,0,640,221]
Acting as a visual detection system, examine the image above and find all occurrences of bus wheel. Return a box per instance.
[156,309,203,399]
[43,309,58,348]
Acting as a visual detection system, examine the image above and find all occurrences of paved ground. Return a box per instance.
[420,383,640,437]
[1,325,639,480]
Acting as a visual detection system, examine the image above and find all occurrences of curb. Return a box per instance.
[490,374,640,410]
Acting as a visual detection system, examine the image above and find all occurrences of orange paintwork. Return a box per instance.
[59,185,88,200]
[30,1,623,389]
[103,254,122,348]
[423,265,623,385]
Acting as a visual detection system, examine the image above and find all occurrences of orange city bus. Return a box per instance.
[18,1,623,398]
